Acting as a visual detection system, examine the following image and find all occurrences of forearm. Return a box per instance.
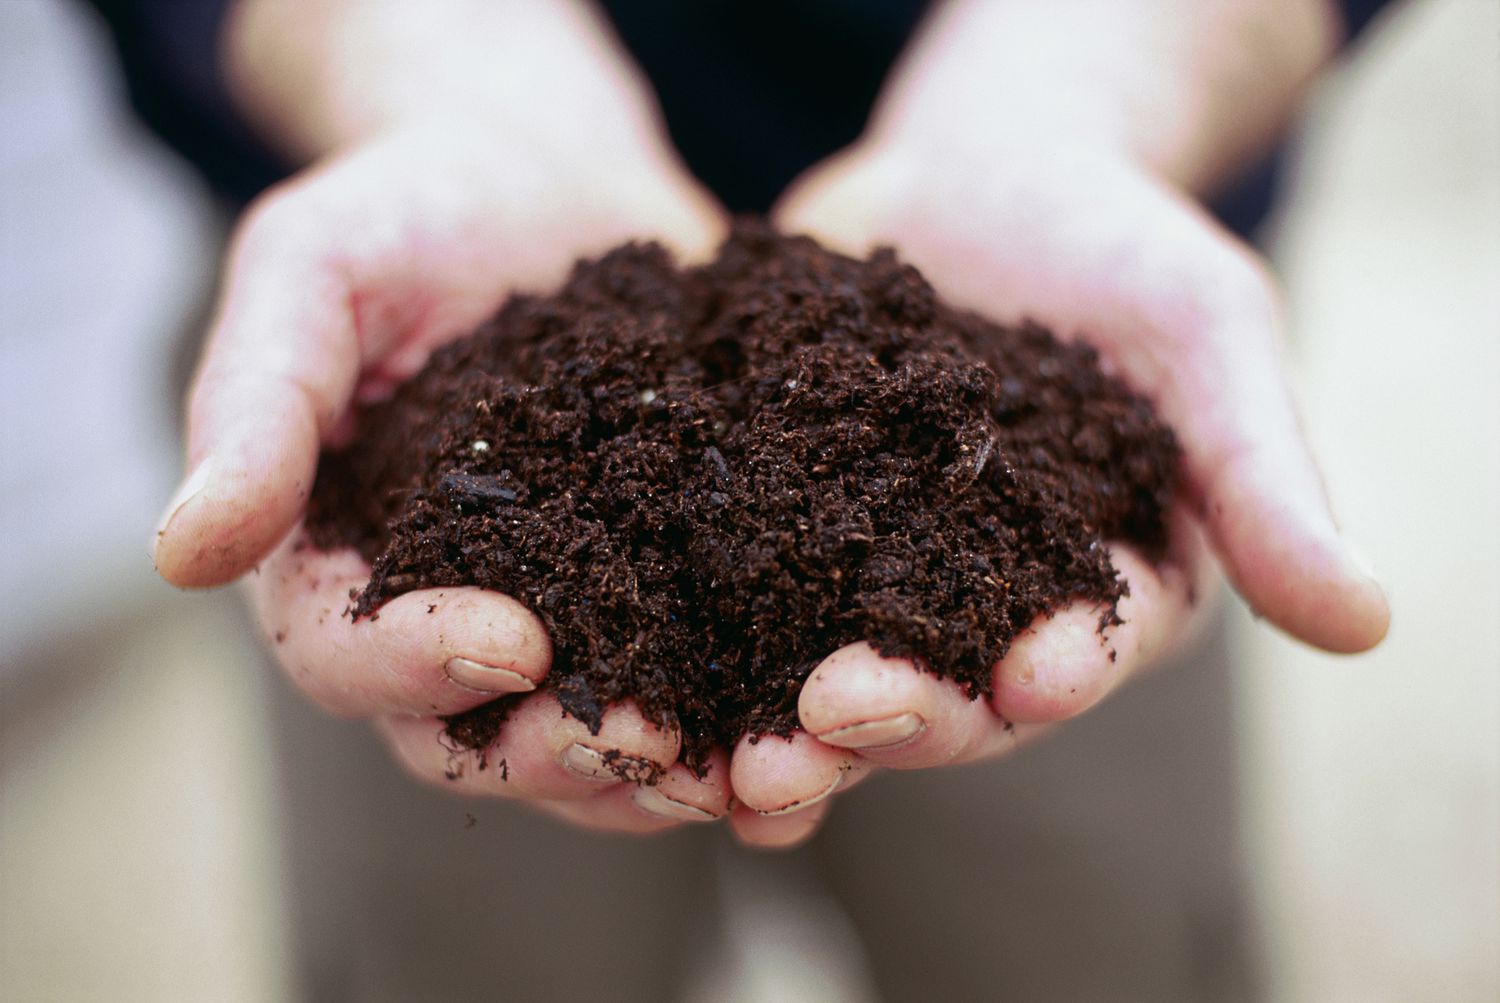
[224,0,675,169]
[868,0,1341,194]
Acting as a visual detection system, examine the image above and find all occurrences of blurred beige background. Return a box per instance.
[1,1,1496,1000]
[1240,1,1500,998]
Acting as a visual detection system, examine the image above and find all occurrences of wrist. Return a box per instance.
[225,0,676,170]
[863,0,1340,196]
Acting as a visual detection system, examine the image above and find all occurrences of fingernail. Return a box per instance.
[632,785,718,821]
[815,711,926,750]
[757,772,842,816]
[561,743,616,782]
[444,657,537,695]
[151,460,213,559]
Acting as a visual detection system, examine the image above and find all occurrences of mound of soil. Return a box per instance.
[305,225,1180,772]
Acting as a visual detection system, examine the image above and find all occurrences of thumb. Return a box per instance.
[152,193,359,588]
[1136,201,1390,653]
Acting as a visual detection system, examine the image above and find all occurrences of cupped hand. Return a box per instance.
[154,119,734,833]
[719,134,1389,848]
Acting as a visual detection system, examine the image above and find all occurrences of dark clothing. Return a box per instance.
[601,0,931,214]
[83,0,1397,236]
[79,0,285,204]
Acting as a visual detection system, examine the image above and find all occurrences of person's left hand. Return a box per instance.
[722,129,1382,849]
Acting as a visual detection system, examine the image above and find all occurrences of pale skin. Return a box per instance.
[154,0,1389,848]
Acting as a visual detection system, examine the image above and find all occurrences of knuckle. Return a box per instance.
[231,181,329,267]
[234,187,298,253]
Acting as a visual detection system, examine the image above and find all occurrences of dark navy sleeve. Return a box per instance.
[77,0,291,205]
[81,0,1400,220]
[1207,0,1401,239]
[1338,0,1399,42]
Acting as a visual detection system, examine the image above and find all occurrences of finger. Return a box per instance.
[798,642,996,769]
[532,747,733,832]
[992,542,1196,723]
[728,798,833,851]
[250,533,550,717]
[484,693,681,800]
[630,748,733,823]
[379,720,691,835]
[378,714,510,794]
[1183,318,1391,654]
[152,184,363,588]
[384,692,684,803]
[1113,195,1388,653]
[728,729,869,816]
[378,694,681,801]
[532,792,687,836]
[797,642,1078,769]
[151,141,519,588]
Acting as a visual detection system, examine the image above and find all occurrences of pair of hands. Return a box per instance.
[152,0,1387,849]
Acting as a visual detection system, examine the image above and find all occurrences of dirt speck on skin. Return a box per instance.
[306,224,1180,772]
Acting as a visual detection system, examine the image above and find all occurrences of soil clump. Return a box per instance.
[306,225,1180,773]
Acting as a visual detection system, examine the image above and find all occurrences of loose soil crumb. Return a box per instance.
[306,224,1180,773]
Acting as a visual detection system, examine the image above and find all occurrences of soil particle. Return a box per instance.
[306,224,1180,772]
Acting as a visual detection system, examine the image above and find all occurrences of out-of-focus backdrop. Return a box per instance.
[1,1,1496,1000]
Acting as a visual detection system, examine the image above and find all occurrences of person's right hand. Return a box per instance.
[151,0,735,834]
